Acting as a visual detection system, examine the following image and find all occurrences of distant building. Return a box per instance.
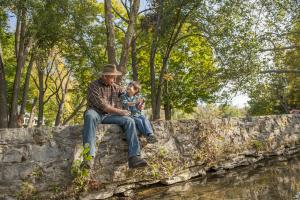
[17,105,44,127]
[22,112,39,127]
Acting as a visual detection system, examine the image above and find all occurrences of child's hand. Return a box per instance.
[137,98,144,104]
[137,103,144,110]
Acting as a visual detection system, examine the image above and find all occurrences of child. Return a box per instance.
[121,81,158,144]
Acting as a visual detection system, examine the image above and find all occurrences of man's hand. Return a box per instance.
[127,102,136,106]
[118,109,131,116]
[103,105,131,116]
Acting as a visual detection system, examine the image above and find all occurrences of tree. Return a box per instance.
[0,0,101,127]
[144,0,207,120]
[248,15,300,115]
[0,8,8,127]
[162,35,220,119]
[7,1,36,127]
[104,0,140,81]
[143,0,299,120]
[0,37,8,127]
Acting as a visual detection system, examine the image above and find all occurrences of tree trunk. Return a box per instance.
[118,0,140,76]
[20,54,34,116]
[164,103,172,120]
[104,0,140,83]
[149,0,164,120]
[37,64,44,127]
[151,4,188,120]
[131,35,138,81]
[62,98,86,125]
[55,74,70,126]
[0,41,8,128]
[28,98,37,128]
[15,11,21,59]
[55,97,65,126]
[9,9,32,127]
[154,49,172,120]
[164,81,172,120]
[104,0,117,66]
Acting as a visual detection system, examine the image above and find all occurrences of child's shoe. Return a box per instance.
[146,134,158,144]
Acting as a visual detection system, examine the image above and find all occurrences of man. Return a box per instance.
[82,64,148,169]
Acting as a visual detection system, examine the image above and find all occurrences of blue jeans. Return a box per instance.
[132,115,153,137]
[82,109,140,158]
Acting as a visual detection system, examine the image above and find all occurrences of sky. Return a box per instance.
[231,93,249,108]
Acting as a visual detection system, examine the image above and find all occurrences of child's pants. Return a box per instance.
[132,115,153,137]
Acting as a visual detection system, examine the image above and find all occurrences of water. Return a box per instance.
[136,153,300,200]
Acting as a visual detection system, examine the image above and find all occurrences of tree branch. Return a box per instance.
[121,0,130,17]
[173,33,206,45]
[62,98,86,125]
[261,70,300,74]
[112,5,129,23]
[114,23,126,34]
[43,69,71,106]
[260,45,300,52]
[30,74,39,90]
[44,53,57,94]
[138,7,153,15]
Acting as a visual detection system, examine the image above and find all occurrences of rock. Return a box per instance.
[80,188,114,200]
[123,189,135,197]
[160,167,206,185]
[0,114,300,199]
[2,149,24,163]
[114,184,136,194]
[31,143,60,162]
[2,164,20,180]
[160,174,191,185]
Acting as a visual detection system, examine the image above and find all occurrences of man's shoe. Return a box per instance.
[146,134,158,144]
[128,156,148,169]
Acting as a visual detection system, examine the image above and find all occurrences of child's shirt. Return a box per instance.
[121,92,143,117]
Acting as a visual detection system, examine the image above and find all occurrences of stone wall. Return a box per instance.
[0,114,299,199]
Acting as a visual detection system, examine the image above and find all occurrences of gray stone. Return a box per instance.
[160,173,192,185]
[114,184,136,194]
[31,143,60,162]
[2,164,19,180]
[160,167,206,185]
[1,195,17,200]
[80,188,114,200]
[0,114,300,199]
[2,149,24,163]
[123,189,135,197]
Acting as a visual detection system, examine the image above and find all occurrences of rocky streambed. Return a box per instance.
[135,152,300,200]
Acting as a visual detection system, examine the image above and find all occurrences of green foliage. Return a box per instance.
[1,0,298,126]
[0,0,103,127]
[137,20,220,116]
[164,35,220,113]
[70,144,92,193]
[178,104,247,120]
[147,147,181,179]
[248,16,300,115]
[248,80,285,115]
[31,166,43,179]
[17,181,37,200]
[251,140,265,151]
